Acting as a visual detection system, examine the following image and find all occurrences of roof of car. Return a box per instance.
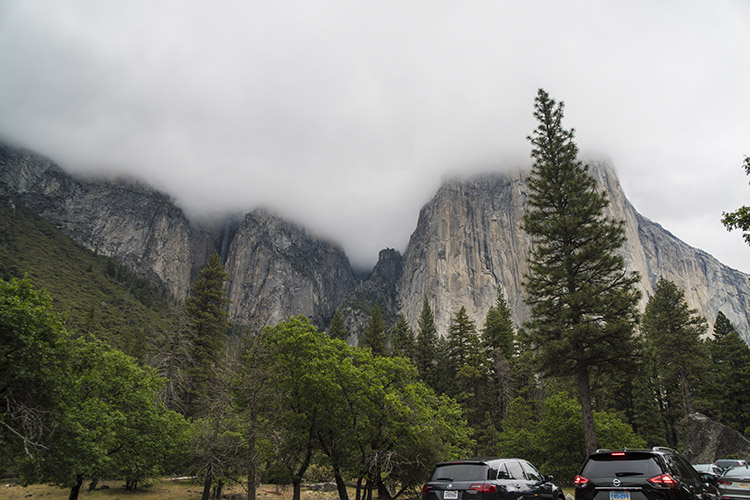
[436,458,522,466]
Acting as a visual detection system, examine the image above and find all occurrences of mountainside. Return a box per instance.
[2,141,748,345]
[224,209,358,329]
[399,164,750,345]
[0,200,172,359]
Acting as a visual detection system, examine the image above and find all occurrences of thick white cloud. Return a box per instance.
[0,0,749,271]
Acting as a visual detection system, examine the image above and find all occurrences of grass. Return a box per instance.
[0,479,348,500]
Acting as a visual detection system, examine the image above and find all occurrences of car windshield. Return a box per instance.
[724,466,750,479]
[581,454,662,477]
[431,463,489,482]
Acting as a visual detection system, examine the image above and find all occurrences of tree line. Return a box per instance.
[2,89,750,500]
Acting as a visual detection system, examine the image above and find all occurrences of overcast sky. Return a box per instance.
[1,1,749,271]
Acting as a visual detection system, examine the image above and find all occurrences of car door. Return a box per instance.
[506,460,535,500]
[520,460,555,500]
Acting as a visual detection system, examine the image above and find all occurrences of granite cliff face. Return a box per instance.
[224,209,357,329]
[398,163,750,345]
[2,141,749,345]
[0,143,215,299]
[398,171,532,340]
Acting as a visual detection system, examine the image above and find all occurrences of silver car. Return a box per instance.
[718,465,750,500]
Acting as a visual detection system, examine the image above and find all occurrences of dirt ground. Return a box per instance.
[0,479,347,500]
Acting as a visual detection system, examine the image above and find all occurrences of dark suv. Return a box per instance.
[574,448,720,500]
[422,457,564,500]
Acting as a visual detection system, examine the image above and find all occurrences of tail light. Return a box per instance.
[648,474,679,488]
[422,484,434,497]
[717,480,732,485]
[470,483,497,494]
[574,476,590,487]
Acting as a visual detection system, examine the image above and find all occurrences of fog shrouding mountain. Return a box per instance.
[2,141,749,348]
[0,1,749,271]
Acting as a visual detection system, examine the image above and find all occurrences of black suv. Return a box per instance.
[422,457,564,500]
[574,448,720,500]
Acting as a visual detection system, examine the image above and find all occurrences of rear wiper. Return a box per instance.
[435,477,453,482]
[615,472,643,477]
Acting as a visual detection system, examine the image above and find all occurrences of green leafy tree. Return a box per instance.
[328,309,348,342]
[641,279,708,446]
[0,277,68,464]
[261,316,335,500]
[534,392,645,484]
[183,251,231,419]
[360,303,387,356]
[18,337,187,500]
[522,89,641,454]
[721,156,750,245]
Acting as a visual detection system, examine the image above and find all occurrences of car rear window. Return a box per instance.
[724,466,750,479]
[581,454,662,477]
[431,463,489,481]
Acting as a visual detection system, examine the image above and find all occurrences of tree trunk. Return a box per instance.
[292,478,302,500]
[333,465,349,500]
[377,477,392,499]
[247,425,257,500]
[355,477,363,500]
[577,365,597,455]
[68,475,83,500]
[202,466,213,500]
[679,370,694,417]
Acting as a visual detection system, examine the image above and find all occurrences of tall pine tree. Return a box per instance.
[641,279,708,445]
[183,250,231,419]
[522,89,641,454]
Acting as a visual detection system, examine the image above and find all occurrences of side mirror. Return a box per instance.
[544,475,555,482]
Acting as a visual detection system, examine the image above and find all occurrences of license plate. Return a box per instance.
[444,491,459,499]
[610,492,630,500]
[737,483,750,489]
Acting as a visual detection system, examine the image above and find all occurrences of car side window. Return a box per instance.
[506,460,525,480]
[521,461,543,482]
[488,466,498,480]
[497,463,511,480]
[674,455,701,484]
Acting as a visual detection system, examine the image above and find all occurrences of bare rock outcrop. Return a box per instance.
[679,413,750,463]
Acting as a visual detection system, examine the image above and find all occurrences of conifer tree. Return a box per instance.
[482,287,515,358]
[445,306,487,431]
[522,89,641,454]
[328,309,348,342]
[482,287,515,421]
[703,312,750,433]
[360,303,387,356]
[641,279,707,444]
[414,297,442,391]
[390,312,415,360]
[183,250,231,419]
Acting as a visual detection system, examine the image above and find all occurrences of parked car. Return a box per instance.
[574,447,720,500]
[717,464,750,500]
[422,457,564,500]
[715,460,749,472]
[694,463,725,480]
